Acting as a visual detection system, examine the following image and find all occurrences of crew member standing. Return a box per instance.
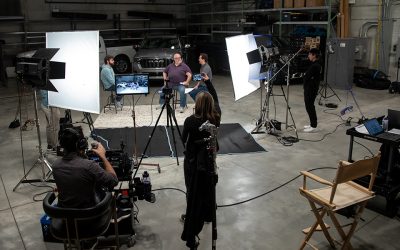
[303,48,322,133]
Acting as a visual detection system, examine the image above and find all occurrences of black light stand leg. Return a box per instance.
[348,89,366,121]
[279,84,298,139]
[13,89,54,191]
[318,52,341,106]
[133,100,167,178]
[130,95,161,173]
[133,93,184,177]
[166,103,180,165]
[251,80,273,134]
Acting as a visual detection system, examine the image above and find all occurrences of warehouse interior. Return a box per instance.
[0,1,400,249]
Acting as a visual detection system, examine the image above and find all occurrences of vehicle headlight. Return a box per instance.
[134,58,141,63]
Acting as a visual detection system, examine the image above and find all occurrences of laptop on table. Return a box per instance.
[363,118,400,142]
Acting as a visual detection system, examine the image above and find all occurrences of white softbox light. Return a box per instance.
[47,31,100,114]
[226,34,261,101]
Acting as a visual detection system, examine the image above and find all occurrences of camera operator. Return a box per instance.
[159,52,192,113]
[52,128,118,208]
[181,92,220,249]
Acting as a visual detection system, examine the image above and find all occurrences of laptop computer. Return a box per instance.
[363,118,400,141]
[363,119,384,136]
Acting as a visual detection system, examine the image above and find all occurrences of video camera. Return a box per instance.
[86,149,132,181]
[87,150,155,203]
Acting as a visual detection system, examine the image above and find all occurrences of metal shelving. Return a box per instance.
[186,1,336,42]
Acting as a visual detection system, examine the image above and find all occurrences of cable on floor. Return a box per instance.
[354,140,375,157]
[298,122,347,142]
[217,166,337,208]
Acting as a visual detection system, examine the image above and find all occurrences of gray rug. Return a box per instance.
[94,104,195,128]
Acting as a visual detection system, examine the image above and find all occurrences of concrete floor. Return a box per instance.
[0,75,399,250]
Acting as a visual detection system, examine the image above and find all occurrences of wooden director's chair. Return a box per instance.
[299,153,381,250]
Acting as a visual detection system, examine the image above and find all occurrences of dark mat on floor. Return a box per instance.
[94,123,266,157]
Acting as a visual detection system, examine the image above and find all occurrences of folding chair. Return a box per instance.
[299,153,381,250]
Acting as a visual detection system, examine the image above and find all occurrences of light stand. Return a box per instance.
[13,88,54,191]
[346,88,366,122]
[131,95,160,173]
[318,44,341,106]
[252,47,302,136]
[133,89,183,178]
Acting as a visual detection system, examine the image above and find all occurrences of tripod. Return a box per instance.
[133,89,183,177]
[252,47,302,136]
[130,95,161,173]
[14,88,54,191]
[318,47,341,106]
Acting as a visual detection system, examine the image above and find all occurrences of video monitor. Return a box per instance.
[193,74,202,81]
[115,73,149,95]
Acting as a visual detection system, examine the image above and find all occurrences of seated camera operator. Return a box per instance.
[52,128,118,208]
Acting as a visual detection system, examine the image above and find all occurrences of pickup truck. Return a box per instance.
[99,36,136,74]
[132,35,189,80]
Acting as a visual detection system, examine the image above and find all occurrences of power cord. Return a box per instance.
[151,167,336,208]
[354,140,374,157]
[299,122,347,142]
[217,167,337,208]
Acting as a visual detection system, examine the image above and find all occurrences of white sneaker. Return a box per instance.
[179,107,185,113]
[304,125,311,129]
[303,127,317,133]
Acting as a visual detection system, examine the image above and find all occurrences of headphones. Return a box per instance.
[59,127,88,151]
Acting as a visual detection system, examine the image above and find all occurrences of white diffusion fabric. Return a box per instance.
[47,31,100,114]
[226,34,261,101]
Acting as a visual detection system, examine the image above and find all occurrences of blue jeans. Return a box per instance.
[159,84,186,108]
[189,85,208,101]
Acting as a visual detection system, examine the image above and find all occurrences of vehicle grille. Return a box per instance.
[140,58,172,68]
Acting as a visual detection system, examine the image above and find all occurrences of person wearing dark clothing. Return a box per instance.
[202,73,221,117]
[181,92,221,249]
[303,48,322,133]
[52,128,118,208]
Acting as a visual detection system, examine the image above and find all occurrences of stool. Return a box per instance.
[173,89,187,110]
[103,87,122,113]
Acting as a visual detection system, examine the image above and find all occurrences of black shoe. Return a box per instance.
[187,239,199,250]
[190,241,199,250]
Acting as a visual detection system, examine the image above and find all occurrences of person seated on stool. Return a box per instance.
[101,55,123,108]
[52,129,118,208]
[159,52,192,113]
[189,53,213,101]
